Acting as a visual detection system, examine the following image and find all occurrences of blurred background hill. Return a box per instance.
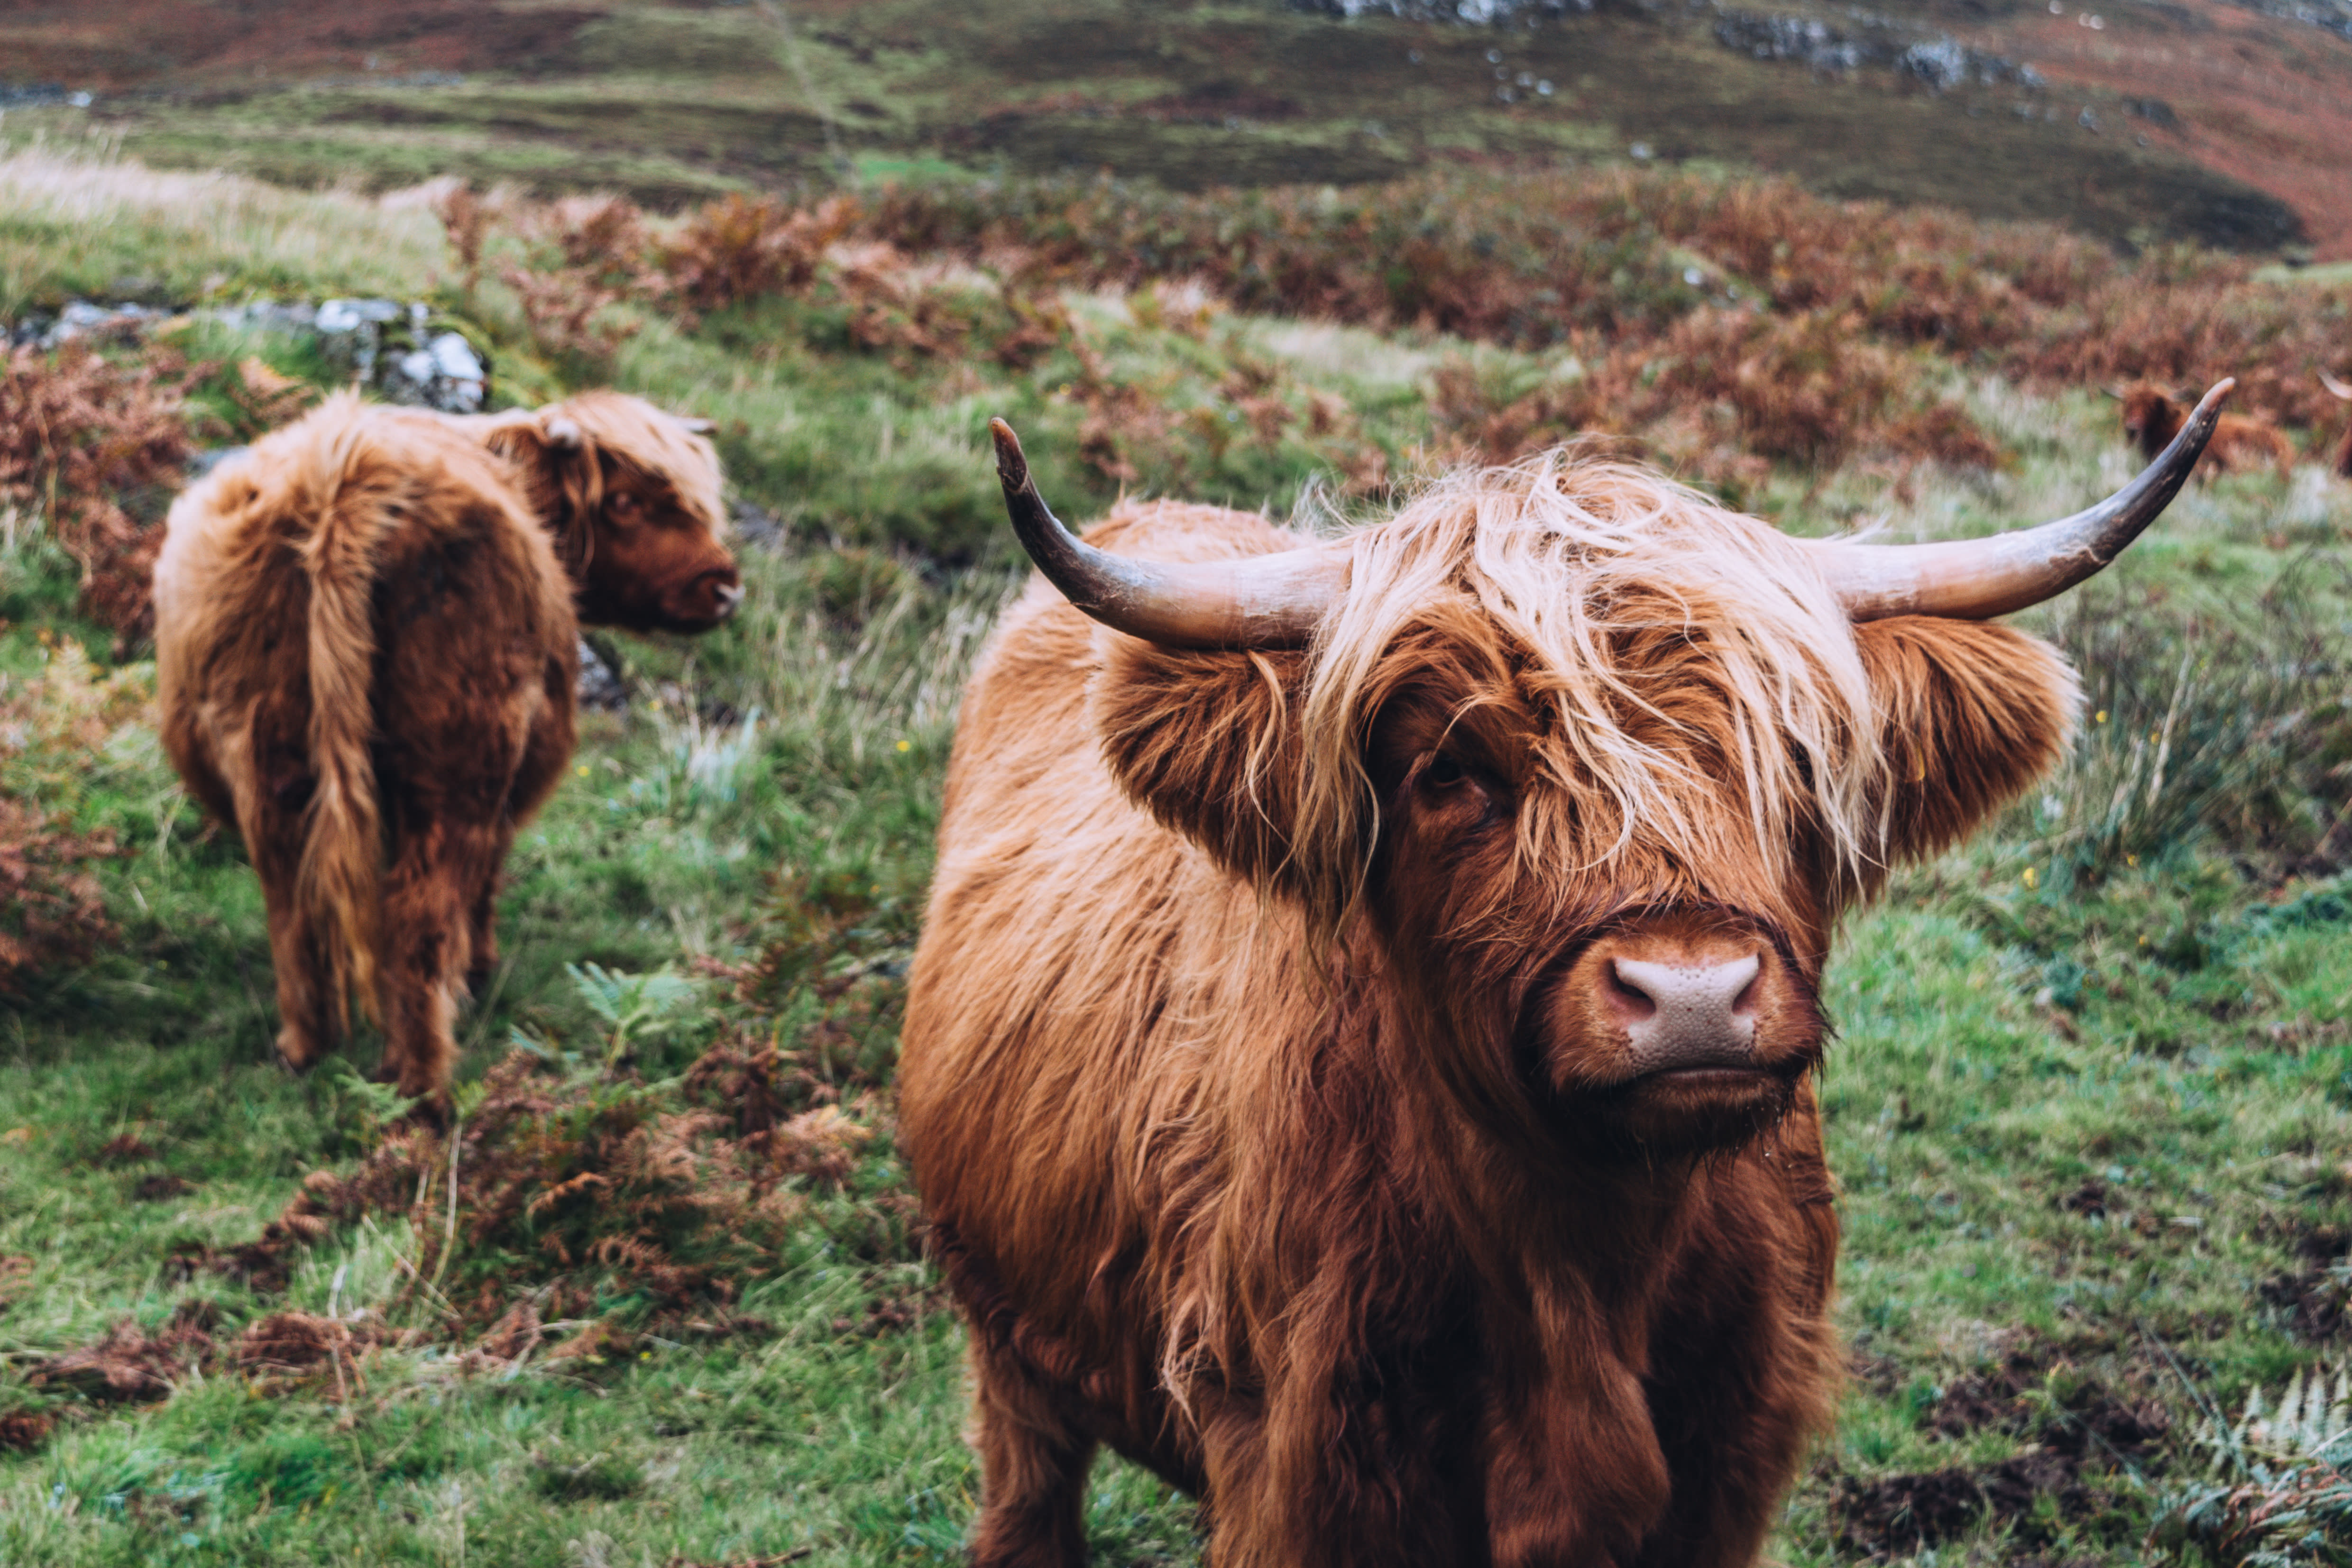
[0,0,2345,258]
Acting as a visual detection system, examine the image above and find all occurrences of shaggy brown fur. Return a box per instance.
[900,457,2078,1567]
[154,391,738,1102]
[2322,372,2352,479]
[2118,382,2293,478]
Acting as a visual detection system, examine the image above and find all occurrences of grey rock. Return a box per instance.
[577,639,629,712]
[1711,8,2042,90]
[730,498,786,550]
[187,447,250,480]
[37,299,165,348]
[314,297,404,384]
[382,330,487,414]
[1288,0,1589,18]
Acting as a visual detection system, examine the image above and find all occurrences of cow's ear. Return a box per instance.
[1090,635,1311,890]
[1852,616,2078,867]
[481,408,601,561]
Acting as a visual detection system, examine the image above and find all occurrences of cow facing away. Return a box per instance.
[2118,380,2290,477]
[900,386,2231,1567]
[154,391,739,1103]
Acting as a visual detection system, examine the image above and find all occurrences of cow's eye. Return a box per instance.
[608,491,640,519]
[1424,754,1468,788]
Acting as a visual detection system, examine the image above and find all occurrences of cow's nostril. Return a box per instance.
[1603,958,1659,1021]
[1609,952,1764,1074]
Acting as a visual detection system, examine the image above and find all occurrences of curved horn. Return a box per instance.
[989,418,1344,648]
[2321,369,2352,402]
[1813,379,2232,621]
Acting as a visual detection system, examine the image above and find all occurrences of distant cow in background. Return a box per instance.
[155,391,740,1104]
[2117,381,2291,477]
[901,388,2228,1567]
[2320,370,2352,478]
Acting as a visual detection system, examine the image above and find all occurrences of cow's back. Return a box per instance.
[157,399,573,804]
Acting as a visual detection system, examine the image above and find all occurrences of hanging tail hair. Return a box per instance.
[291,394,388,1033]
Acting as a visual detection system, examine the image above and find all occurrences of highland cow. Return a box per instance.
[2321,369,2352,478]
[154,391,739,1103]
[2118,380,2290,477]
[899,386,2232,1566]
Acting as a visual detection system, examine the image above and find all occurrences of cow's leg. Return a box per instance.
[161,706,239,833]
[966,1341,1098,1568]
[1632,1194,1838,1568]
[467,672,571,996]
[238,702,336,1073]
[462,833,510,999]
[376,816,505,1106]
[255,847,333,1073]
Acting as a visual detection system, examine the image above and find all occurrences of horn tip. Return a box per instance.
[988,417,1030,491]
[2195,378,2236,413]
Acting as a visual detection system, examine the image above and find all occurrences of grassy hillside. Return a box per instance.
[2,149,2352,1566]
[0,0,2342,257]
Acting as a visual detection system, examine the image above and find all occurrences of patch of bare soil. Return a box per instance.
[1832,1340,2170,1557]
[89,1132,155,1165]
[2257,1222,2352,1341]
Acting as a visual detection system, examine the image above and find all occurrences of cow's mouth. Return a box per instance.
[1590,1059,1805,1154]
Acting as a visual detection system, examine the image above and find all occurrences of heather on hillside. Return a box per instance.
[462,167,2352,511]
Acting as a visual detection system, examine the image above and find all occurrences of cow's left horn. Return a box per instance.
[989,418,1344,648]
[1813,379,2232,621]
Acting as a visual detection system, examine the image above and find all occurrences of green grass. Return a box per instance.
[3,154,2352,1566]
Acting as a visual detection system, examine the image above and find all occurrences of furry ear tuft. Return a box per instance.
[1854,616,2078,871]
[1089,636,1311,892]
[480,405,601,572]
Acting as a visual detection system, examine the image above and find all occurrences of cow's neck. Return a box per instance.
[1366,981,1721,1326]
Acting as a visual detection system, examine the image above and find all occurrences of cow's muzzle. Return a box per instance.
[667,561,744,630]
[1523,909,1822,1156]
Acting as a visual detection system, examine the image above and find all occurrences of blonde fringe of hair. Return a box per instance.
[1289,451,1891,936]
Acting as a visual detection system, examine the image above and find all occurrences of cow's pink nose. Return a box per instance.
[690,566,743,619]
[1605,952,1761,1074]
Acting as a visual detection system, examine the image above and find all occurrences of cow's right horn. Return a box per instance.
[1812,379,2231,621]
[2321,369,2352,402]
[989,418,1344,649]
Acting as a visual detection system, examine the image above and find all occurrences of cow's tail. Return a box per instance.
[293,398,387,1033]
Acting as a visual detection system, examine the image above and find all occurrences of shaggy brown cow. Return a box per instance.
[154,390,739,1102]
[2321,369,2352,478]
[900,386,2231,1567]
[2117,380,2290,477]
